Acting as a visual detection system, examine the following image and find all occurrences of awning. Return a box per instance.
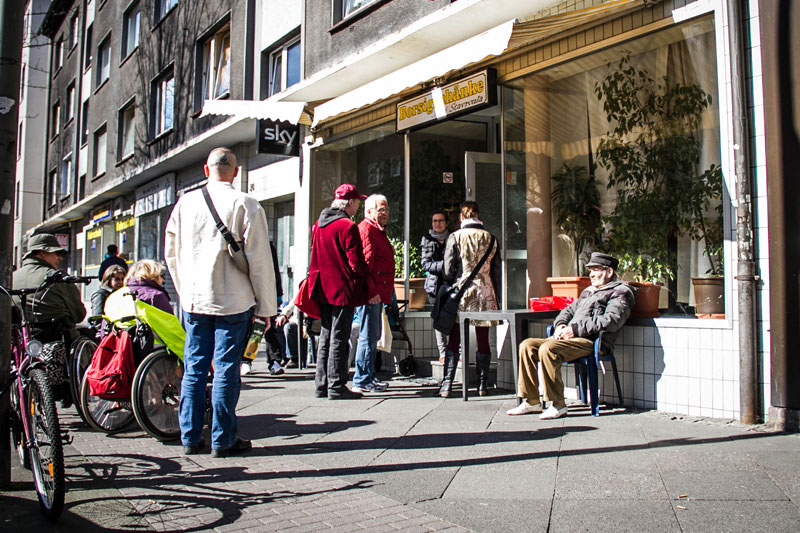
[311,0,644,127]
[312,20,515,127]
[279,0,561,104]
[200,100,311,125]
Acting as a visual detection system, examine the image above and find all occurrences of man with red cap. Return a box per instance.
[307,183,378,399]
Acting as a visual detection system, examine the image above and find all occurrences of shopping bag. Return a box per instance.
[376,306,393,353]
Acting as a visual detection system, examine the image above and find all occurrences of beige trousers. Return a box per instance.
[517,337,594,409]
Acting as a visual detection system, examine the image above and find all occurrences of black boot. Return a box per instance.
[476,352,491,396]
[439,349,459,398]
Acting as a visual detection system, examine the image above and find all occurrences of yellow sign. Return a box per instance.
[86,228,102,240]
[116,218,135,232]
[396,69,496,132]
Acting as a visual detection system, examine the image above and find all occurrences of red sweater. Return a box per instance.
[358,217,394,304]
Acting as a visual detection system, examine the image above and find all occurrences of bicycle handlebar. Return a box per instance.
[1,271,94,297]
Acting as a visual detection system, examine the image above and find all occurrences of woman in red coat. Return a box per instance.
[352,194,394,393]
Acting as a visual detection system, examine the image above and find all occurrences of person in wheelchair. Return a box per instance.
[124,259,173,314]
[507,252,636,419]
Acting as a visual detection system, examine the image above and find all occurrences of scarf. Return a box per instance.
[429,228,449,243]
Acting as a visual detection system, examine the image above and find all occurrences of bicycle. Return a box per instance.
[1,280,73,520]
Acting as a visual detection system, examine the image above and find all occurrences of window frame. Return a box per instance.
[84,24,93,71]
[93,123,108,178]
[69,13,79,50]
[121,2,140,61]
[154,0,178,25]
[331,0,388,28]
[47,168,57,207]
[80,100,89,146]
[118,97,136,160]
[194,17,231,112]
[53,37,64,74]
[150,67,175,139]
[60,152,74,199]
[262,32,300,99]
[96,32,112,90]
[65,81,76,124]
[51,101,61,140]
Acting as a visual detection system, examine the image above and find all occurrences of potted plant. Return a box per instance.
[548,163,603,298]
[690,205,725,317]
[594,55,722,318]
[391,238,427,311]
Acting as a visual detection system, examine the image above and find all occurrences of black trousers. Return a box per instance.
[315,302,354,394]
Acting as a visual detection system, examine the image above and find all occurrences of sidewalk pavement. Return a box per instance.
[2,365,799,532]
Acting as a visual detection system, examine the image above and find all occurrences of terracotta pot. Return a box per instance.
[629,281,660,318]
[692,277,724,317]
[394,278,427,311]
[546,276,591,299]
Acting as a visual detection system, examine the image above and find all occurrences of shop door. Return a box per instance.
[465,152,502,239]
[274,200,295,303]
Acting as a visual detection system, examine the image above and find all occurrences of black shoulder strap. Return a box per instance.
[201,186,241,252]
[454,235,495,301]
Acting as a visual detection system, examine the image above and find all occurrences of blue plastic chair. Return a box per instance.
[546,325,623,416]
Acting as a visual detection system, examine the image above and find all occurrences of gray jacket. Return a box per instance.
[554,279,636,350]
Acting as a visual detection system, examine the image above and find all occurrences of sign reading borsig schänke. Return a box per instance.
[257,119,300,157]
[396,69,497,132]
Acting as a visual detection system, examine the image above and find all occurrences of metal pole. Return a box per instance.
[0,0,25,489]
[727,0,758,424]
[403,133,410,296]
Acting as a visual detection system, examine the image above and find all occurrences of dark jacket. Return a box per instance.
[98,255,128,280]
[554,279,637,350]
[13,256,87,341]
[308,207,370,307]
[358,216,394,304]
[91,285,113,316]
[420,230,449,297]
[126,278,173,314]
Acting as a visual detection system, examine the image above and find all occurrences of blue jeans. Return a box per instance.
[179,309,253,450]
[353,303,382,388]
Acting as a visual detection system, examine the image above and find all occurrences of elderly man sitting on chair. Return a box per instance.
[508,252,636,419]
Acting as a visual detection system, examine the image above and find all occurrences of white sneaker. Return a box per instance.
[240,362,252,376]
[539,405,568,420]
[506,400,543,416]
[371,379,388,389]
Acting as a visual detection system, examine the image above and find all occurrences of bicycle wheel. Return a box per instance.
[69,336,97,424]
[79,371,135,434]
[9,378,31,469]
[131,348,182,441]
[27,368,65,521]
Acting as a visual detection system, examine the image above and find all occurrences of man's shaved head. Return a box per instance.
[204,147,238,182]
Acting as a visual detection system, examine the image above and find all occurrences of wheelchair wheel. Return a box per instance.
[131,348,182,442]
[79,371,135,434]
[69,336,97,425]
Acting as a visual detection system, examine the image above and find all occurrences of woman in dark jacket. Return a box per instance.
[125,259,173,314]
[91,264,126,316]
[439,201,501,398]
[421,210,450,362]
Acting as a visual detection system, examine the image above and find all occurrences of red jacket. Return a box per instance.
[359,217,394,304]
[308,208,370,307]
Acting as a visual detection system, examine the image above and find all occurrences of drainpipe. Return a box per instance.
[727,0,758,424]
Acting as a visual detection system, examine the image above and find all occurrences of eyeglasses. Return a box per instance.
[432,218,446,223]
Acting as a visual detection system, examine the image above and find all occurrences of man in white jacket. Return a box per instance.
[165,147,276,458]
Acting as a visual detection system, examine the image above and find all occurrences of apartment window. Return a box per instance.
[81,101,89,145]
[61,153,73,198]
[151,70,174,137]
[19,66,25,101]
[93,124,107,177]
[53,38,64,72]
[118,99,135,159]
[334,0,380,23]
[198,23,230,107]
[122,3,140,59]
[48,169,57,206]
[84,24,93,69]
[96,34,110,87]
[69,14,79,49]
[65,82,75,123]
[266,37,300,97]
[51,101,61,138]
[15,181,20,218]
[155,0,178,23]
[17,122,22,159]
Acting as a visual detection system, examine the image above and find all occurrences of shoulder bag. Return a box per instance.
[430,235,495,335]
[201,186,249,274]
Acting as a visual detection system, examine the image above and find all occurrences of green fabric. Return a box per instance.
[104,286,185,358]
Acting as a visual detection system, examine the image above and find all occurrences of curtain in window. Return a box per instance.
[214,34,230,98]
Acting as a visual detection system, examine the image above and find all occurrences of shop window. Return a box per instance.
[155,0,178,24]
[150,69,174,138]
[118,99,135,159]
[93,124,107,177]
[121,2,140,59]
[502,14,723,313]
[196,22,230,109]
[263,35,300,98]
[96,34,111,87]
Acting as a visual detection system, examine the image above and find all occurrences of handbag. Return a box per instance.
[201,186,249,274]
[376,305,393,353]
[294,277,321,319]
[430,235,496,335]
